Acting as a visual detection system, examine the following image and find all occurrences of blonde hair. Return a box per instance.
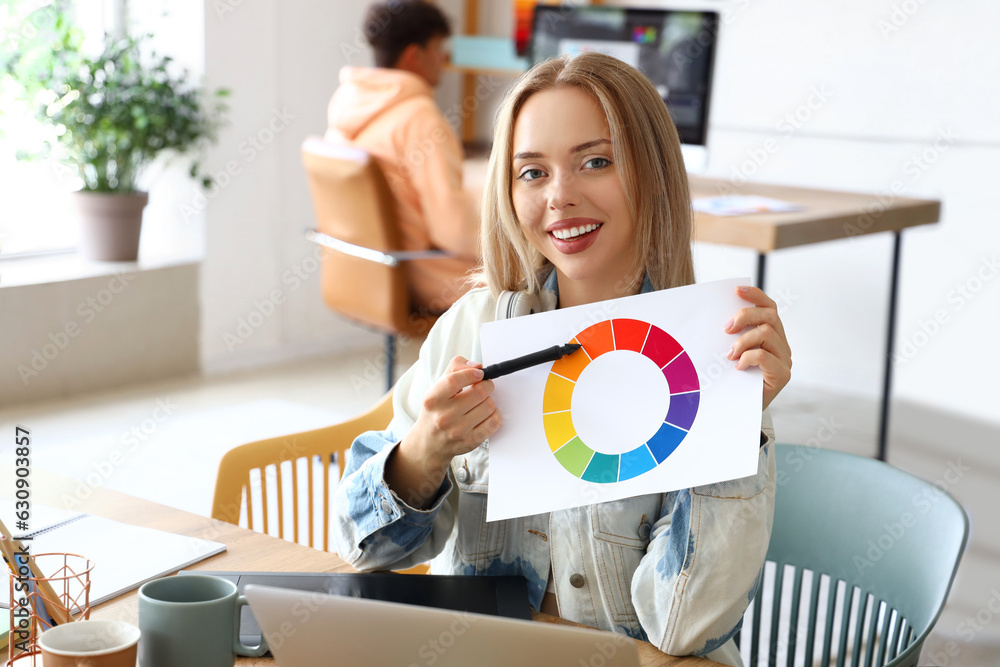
[478,52,695,299]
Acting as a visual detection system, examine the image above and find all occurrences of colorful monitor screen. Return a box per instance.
[531,6,718,148]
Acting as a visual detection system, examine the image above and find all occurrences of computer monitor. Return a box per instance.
[530,5,718,173]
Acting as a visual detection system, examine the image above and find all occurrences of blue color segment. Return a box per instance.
[619,445,657,481]
[582,452,619,484]
[646,422,688,463]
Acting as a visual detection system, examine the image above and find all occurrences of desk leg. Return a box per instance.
[878,232,903,462]
[756,253,767,292]
[385,334,396,393]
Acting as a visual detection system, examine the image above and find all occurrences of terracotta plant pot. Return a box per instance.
[71,191,149,261]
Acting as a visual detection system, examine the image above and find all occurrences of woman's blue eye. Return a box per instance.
[519,168,545,182]
[585,157,611,170]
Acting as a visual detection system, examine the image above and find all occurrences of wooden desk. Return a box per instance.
[11,470,718,667]
[690,177,939,461]
[463,158,941,460]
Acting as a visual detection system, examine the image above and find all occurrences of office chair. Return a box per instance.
[737,445,968,667]
[301,137,444,391]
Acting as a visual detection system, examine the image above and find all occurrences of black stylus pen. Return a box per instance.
[481,343,583,380]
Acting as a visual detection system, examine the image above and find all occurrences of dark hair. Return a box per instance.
[364,0,452,68]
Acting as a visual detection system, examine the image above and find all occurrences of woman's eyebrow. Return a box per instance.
[512,138,611,161]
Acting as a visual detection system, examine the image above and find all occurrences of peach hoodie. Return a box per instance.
[325,67,479,314]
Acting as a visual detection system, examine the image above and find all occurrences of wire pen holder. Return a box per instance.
[6,553,93,666]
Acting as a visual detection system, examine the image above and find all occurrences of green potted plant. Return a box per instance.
[4,10,227,261]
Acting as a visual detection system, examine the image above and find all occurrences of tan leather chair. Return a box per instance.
[302,137,443,389]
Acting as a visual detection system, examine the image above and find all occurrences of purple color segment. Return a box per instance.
[665,391,699,431]
[662,352,699,393]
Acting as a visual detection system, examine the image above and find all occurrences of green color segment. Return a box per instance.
[554,436,594,477]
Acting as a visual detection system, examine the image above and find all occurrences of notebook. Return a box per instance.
[0,503,225,609]
[245,584,642,667]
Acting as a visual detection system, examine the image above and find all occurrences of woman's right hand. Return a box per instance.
[386,356,502,507]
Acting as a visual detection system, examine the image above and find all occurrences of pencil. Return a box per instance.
[0,518,71,626]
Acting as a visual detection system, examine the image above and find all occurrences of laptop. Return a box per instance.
[245,584,642,667]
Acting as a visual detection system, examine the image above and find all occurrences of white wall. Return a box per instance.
[201,0,382,375]
[688,0,1000,424]
[198,0,999,428]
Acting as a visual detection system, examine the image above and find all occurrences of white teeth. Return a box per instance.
[552,224,600,240]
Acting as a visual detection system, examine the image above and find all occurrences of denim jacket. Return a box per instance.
[333,272,776,666]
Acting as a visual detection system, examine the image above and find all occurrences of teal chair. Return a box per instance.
[737,445,968,667]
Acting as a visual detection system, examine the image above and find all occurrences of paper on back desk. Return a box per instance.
[0,506,225,608]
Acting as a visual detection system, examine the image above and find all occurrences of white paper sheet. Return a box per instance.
[480,278,763,522]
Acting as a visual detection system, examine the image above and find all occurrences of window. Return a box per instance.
[0,0,117,257]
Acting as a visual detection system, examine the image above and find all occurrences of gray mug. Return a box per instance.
[138,574,266,667]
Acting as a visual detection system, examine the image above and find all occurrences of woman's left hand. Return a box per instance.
[725,285,792,410]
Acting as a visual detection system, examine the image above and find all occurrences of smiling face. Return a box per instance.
[511,86,638,308]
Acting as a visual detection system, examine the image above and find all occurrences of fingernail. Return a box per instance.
[466,360,480,367]
[738,285,751,293]
[724,318,734,331]
[473,369,484,380]
[727,346,734,359]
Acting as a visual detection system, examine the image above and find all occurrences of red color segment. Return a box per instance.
[642,326,683,368]
[612,319,651,353]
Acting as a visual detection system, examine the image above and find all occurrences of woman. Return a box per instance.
[333,52,792,666]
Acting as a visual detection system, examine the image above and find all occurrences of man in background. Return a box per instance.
[326,0,479,314]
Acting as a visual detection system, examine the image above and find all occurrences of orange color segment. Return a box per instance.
[612,318,651,353]
[575,320,615,360]
[550,338,590,381]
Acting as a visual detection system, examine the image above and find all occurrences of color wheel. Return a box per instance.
[542,319,700,483]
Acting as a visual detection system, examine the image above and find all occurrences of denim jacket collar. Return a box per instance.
[539,267,655,307]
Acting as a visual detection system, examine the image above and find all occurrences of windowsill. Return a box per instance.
[0,250,202,288]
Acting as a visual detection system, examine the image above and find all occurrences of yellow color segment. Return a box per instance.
[543,411,577,452]
[542,372,575,413]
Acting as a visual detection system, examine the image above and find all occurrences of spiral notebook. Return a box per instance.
[0,503,226,609]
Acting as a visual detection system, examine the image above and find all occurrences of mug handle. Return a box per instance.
[233,594,268,657]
